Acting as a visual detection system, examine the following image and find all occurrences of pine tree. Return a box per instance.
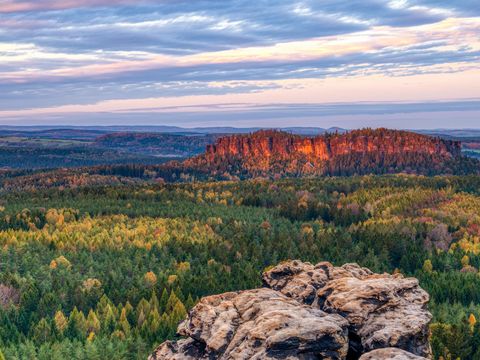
[137,309,146,328]
[65,307,86,339]
[170,300,187,325]
[159,289,169,313]
[165,291,180,313]
[124,301,135,325]
[96,294,114,321]
[137,298,150,319]
[102,305,117,335]
[32,318,52,344]
[446,320,472,359]
[471,321,480,356]
[86,310,101,334]
[149,290,159,311]
[143,307,161,341]
[185,294,195,310]
[118,307,131,336]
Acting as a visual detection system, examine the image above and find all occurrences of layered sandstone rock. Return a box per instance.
[184,129,461,177]
[263,261,432,358]
[152,288,349,359]
[204,130,460,161]
[150,260,432,360]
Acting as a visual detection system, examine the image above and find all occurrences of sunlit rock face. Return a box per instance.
[150,260,432,360]
[186,129,462,178]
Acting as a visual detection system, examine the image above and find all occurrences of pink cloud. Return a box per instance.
[0,18,45,28]
[0,0,144,13]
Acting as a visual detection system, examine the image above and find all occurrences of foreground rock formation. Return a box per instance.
[150,261,432,360]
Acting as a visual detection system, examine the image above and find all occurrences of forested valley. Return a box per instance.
[1,175,480,359]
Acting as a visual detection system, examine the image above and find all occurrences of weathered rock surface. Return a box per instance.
[149,338,205,360]
[150,261,432,360]
[152,288,349,359]
[359,348,428,360]
[263,261,432,357]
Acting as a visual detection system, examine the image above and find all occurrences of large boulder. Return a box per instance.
[150,261,432,360]
[263,261,432,358]
[359,348,428,360]
[151,288,349,359]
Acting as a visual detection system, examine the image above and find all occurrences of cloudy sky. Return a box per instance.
[0,0,479,128]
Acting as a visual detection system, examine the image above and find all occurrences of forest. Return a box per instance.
[0,174,480,358]
[0,130,216,169]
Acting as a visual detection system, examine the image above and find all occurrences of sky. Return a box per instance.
[0,0,479,129]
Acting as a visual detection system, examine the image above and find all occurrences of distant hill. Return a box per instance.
[94,132,221,157]
[1,125,480,137]
[0,125,345,136]
[171,128,478,179]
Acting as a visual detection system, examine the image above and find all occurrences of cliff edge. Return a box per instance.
[181,129,462,178]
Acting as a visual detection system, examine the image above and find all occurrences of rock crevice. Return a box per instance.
[150,261,432,360]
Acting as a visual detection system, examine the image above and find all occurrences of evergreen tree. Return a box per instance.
[86,310,101,335]
[32,318,52,345]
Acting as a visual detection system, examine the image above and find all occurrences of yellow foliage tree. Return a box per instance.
[469,313,477,331]
[167,274,177,285]
[54,310,68,334]
[52,255,71,269]
[144,271,157,287]
[87,331,95,342]
[176,261,191,273]
[422,259,433,273]
[118,307,131,335]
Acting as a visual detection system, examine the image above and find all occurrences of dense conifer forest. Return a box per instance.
[0,175,480,358]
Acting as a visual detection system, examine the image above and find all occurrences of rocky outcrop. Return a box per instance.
[150,261,432,360]
[182,129,462,177]
[263,261,431,357]
[359,348,428,360]
[152,288,349,359]
[204,130,459,161]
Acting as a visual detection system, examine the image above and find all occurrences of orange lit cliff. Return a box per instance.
[180,129,463,178]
